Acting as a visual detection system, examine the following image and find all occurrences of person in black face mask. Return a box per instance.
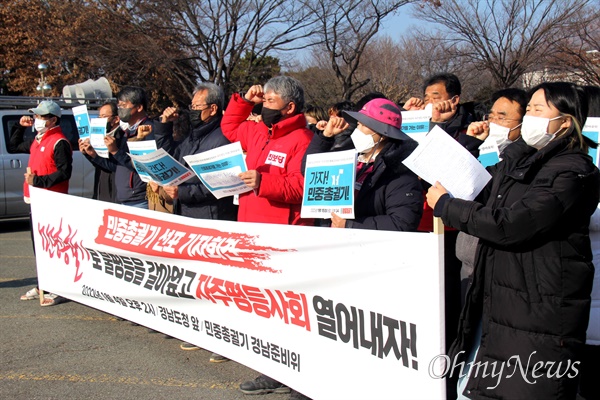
[152,84,238,360]
[153,82,237,223]
[221,76,315,400]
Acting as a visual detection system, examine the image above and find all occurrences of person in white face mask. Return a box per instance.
[461,88,528,158]
[302,98,424,231]
[456,89,528,310]
[426,82,600,400]
[8,100,73,307]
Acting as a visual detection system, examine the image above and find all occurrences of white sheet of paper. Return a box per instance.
[402,126,492,200]
[90,118,109,158]
[126,140,157,155]
[183,141,252,199]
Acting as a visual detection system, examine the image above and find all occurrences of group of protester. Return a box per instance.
[10,71,600,400]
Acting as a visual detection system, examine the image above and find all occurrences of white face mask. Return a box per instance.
[34,118,49,135]
[488,122,521,153]
[520,115,562,150]
[351,128,377,154]
[119,120,130,131]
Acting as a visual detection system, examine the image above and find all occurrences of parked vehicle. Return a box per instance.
[0,96,111,219]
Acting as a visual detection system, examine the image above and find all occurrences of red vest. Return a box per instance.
[24,126,71,199]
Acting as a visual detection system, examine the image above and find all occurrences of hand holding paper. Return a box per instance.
[402,126,491,200]
[183,142,252,199]
[426,181,448,209]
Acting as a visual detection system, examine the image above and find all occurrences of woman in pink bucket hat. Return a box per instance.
[304,97,423,231]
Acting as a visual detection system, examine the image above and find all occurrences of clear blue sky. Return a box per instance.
[379,3,437,39]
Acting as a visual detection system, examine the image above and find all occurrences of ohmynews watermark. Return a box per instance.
[428,351,580,390]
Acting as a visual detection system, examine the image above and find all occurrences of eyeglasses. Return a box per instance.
[484,113,520,123]
[189,103,212,111]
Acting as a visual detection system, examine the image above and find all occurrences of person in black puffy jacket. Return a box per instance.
[427,82,600,400]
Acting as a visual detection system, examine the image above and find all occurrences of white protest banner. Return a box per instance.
[183,142,252,199]
[126,140,157,182]
[583,117,600,167]
[129,148,194,186]
[73,105,91,140]
[401,109,432,143]
[301,149,356,219]
[403,126,492,200]
[89,118,109,158]
[30,187,446,400]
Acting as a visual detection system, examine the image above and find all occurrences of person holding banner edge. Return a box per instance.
[153,82,237,222]
[427,82,600,399]
[153,82,237,362]
[221,75,313,399]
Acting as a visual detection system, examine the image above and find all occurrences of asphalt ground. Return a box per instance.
[0,218,290,400]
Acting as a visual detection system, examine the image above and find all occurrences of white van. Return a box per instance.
[0,96,109,219]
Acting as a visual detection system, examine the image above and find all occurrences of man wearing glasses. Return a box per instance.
[153,82,237,221]
[104,86,155,208]
[153,82,237,361]
[460,88,527,157]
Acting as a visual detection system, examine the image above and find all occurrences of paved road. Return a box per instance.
[0,218,289,400]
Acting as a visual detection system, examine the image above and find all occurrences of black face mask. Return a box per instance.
[261,105,288,127]
[117,107,133,123]
[189,110,204,129]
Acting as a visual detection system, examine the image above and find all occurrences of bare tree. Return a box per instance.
[303,0,416,100]
[553,6,600,85]
[98,0,320,96]
[414,0,592,89]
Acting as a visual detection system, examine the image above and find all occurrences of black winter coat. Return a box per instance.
[155,117,237,221]
[92,121,154,204]
[303,132,423,231]
[437,137,600,399]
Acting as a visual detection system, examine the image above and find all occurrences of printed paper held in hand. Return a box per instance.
[73,105,91,140]
[183,142,252,199]
[127,140,157,182]
[89,118,109,158]
[402,126,492,200]
[401,109,432,143]
[129,148,194,186]
[583,117,600,167]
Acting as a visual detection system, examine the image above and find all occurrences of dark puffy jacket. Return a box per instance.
[304,132,423,231]
[437,137,600,399]
[155,116,237,221]
[93,119,155,204]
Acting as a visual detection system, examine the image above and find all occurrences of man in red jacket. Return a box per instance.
[221,76,313,399]
[9,100,72,306]
[221,75,314,226]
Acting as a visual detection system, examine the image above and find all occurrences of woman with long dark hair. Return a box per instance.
[427,82,600,399]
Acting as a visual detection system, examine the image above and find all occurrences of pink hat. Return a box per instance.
[343,98,409,141]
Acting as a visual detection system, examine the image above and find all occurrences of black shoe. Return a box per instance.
[289,390,312,400]
[239,375,290,395]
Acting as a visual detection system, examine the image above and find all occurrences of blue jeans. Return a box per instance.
[122,200,148,209]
